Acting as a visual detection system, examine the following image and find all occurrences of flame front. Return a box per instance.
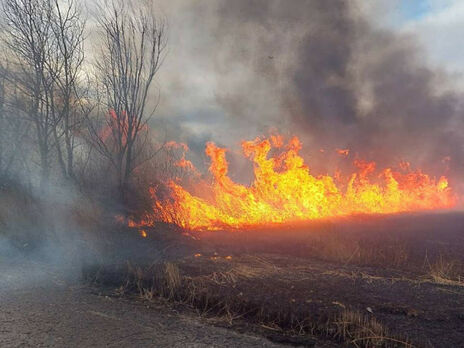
[144,135,456,231]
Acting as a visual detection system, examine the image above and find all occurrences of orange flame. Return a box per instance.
[336,148,350,156]
[98,109,149,150]
[141,135,456,231]
[165,141,200,175]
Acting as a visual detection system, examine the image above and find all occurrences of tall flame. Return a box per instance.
[142,135,456,231]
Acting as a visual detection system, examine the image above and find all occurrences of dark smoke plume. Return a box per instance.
[172,0,462,187]
[148,0,464,194]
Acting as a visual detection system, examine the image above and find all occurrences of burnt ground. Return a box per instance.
[0,256,286,347]
[175,253,464,347]
[84,211,464,347]
[3,211,464,347]
[86,253,464,347]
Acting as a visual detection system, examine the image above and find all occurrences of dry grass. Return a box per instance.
[313,233,464,288]
[163,262,182,298]
[108,260,418,347]
[312,233,410,268]
[127,262,182,300]
[204,257,278,286]
[316,233,464,288]
[334,310,415,348]
[425,254,463,286]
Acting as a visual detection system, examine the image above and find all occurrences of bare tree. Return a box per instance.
[88,0,166,205]
[0,63,32,182]
[1,0,57,189]
[1,0,89,188]
[48,0,86,181]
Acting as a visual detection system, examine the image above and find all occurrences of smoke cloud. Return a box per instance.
[149,0,464,189]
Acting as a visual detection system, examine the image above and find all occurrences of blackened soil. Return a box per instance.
[173,253,464,347]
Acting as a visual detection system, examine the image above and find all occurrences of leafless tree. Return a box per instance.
[47,0,86,181]
[88,0,166,205]
[1,0,88,188]
[0,64,32,182]
[1,0,58,189]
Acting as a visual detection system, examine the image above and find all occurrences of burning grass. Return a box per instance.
[130,134,457,232]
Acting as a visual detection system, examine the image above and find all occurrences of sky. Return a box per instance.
[368,0,464,75]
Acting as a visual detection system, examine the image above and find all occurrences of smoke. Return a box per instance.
[0,169,100,288]
[152,0,464,191]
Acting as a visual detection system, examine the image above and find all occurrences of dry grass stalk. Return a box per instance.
[163,262,182,298]
[114,260,421,347]
[334,310,415,348]
[313,233,410,268]
[425,254,463,286]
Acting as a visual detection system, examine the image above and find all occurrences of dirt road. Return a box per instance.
[0,257,282,348]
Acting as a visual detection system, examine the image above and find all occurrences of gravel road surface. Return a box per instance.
[0,257,283,348]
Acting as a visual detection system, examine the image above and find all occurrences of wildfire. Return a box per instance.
[138,134,456,231]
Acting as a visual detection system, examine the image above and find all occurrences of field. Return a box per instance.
[84,212,464,347]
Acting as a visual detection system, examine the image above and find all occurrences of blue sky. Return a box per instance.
[400,1,432,21]
[397,0,457,22]
[365,1,464,78]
